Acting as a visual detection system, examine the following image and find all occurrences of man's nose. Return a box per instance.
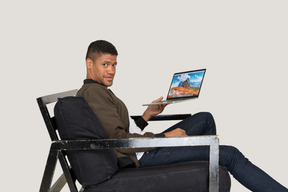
[107,66,115,74]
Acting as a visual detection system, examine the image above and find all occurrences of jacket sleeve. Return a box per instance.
[135,116,148,130]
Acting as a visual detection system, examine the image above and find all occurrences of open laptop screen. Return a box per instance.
[167,69,206,100]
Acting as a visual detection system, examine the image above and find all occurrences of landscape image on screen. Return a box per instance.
[168,71,205,99]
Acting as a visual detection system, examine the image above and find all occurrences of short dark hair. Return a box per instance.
[86,40,118,62]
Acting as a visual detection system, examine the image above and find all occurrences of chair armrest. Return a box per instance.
[51,136,219,192]
[52,136,217,150]
[130,114,191,121]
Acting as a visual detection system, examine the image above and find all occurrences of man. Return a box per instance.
[77,40,288,192]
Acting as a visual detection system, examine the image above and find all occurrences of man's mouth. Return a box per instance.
[104,76,114,81]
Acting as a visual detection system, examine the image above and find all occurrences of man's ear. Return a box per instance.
[86,58,93,69]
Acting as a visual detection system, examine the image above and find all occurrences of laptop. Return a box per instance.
[143,69,206,106]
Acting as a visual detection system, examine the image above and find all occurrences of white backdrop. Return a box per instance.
[1,1,287,191]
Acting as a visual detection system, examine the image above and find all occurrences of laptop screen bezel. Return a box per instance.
[166,69,206,101]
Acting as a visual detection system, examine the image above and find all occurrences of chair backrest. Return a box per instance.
[37,89,78,141]
[37,89,79,192]
[38,89,119,191]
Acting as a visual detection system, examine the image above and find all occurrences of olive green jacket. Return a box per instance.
[77,79,157,167]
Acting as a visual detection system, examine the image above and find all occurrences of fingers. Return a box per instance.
[156,96,163,101]
[145,97,168,117]
[160,104,167,111]
[152,96,163,103]
[161,103,168,108]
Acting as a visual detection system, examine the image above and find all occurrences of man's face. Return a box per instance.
[87,54,117,88]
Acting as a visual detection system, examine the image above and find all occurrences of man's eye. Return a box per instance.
[112,64,117,67]
[103,63,108,67]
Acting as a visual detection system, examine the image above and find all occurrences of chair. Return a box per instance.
[37,90,231,192]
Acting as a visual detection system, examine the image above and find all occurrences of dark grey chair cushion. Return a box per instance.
[54,97,119,188]
[84,161,231,192]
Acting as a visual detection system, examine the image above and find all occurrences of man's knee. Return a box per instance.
[219,145,244,170]
[196,112,216,127]
[195,111,214,120]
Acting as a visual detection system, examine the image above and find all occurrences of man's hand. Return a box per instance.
[164,128,187,137]
[142,96,167,122]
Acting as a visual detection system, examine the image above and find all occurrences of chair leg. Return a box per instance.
[58,151,78,192]
[49,173,66,192]
[40,149,58,192]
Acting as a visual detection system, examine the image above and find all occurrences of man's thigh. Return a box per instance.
[139,146,210,166]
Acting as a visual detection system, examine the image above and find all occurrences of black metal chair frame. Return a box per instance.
[37,89,220,192]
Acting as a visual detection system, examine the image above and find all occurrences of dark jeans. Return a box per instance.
[139,112,288,192]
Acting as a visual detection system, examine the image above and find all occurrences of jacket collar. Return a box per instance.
[84,79,100,85]
[83,79,114,94]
